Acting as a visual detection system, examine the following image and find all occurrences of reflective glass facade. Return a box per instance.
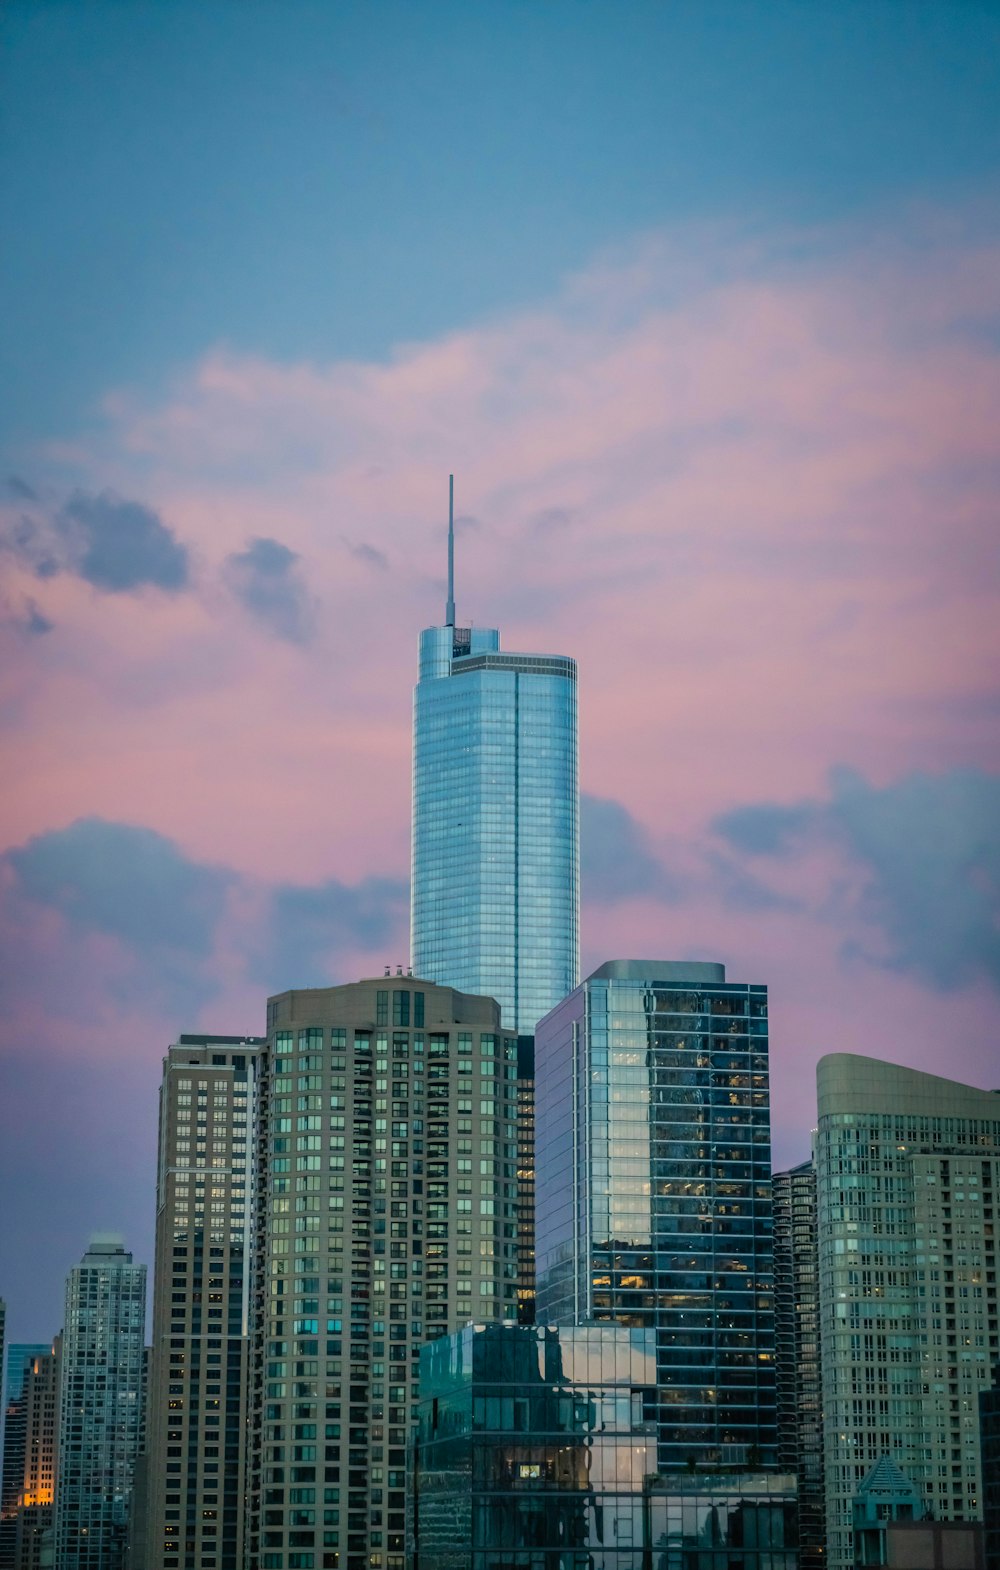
[644,1472,798,1569]
[411,622,578,1034]
[772,1159,824,1569]
[413,1322,659,1569]
[535,960,776,1471]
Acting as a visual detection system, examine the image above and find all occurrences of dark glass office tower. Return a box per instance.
[773,1159,824,1570]
[535,959,776,1472]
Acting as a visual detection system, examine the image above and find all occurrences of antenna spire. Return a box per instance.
[445,473,456,626]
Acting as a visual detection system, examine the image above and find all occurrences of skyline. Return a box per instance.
[1,0,999,1343]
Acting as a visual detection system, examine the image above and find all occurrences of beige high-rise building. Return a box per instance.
[816,1055,1000,1570]
[247,977,520,1570]
[13,1339,60,1570]
[139,1035,265,1570]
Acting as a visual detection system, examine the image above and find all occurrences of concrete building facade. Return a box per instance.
[54,1236,146,1570]
[0,1346,49,1570]
[816,1056,1000,1570]
[12,1341,60,1570]
[773,1159,824,1569]
[140,1035,264,1570]
[247,978,521,1570]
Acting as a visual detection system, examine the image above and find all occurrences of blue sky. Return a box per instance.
[4,0,1000,445]
[2,0,999,1342]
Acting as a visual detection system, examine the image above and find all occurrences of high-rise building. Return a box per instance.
[981,1365,1000,1569]
[247,977,521,1570]
[139,1035,264,1570]
[515,1036,536,1324]
[535,959,777,1472]
[410,478,578,1035]
[773,1159,824,1569]
[413,1322,660,1568]
[815,1055,1000,1570]
[13,1340,60,1570]
[1,1346,48,1570]
[54,1236,146,1570]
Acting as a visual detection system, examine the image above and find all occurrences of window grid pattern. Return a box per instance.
[411,623,578,1036]
[55,1243,146,1570]
[247,981,520,1570]
[815,1056,1000,1570]
[145,1039,264,1570]
[535,967,776,1473]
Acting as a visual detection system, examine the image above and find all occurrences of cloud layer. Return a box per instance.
[1,488,190,595]
[715,767,1000,991]
[2,199,999,1336]
[222,535,315,644]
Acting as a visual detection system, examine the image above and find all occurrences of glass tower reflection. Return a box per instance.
[410,491,578,1033]
[414,1322,659,1569]
[535,960,776,1471]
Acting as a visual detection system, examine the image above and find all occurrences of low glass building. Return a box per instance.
[643,1472,798,1570]
[413,1322,659,1569]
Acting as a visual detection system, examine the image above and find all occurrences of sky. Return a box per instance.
[1,0,999,1343]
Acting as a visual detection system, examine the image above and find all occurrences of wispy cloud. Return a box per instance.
[581,793,684,904]
[222,536,315,644]
[714,767,1000,992]
[344,539,388,570]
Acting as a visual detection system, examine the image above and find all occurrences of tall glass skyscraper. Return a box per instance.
[535,959,777,1473]
[411,478,578,1034]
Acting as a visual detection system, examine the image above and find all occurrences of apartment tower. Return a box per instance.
[772,1160,824,1569]
[410,477,578,1036]
[816,1055,1000,1570]
[0,1345,48,1570]
[247,977,520,1570]
[140,1035,264,1570]
[535,960,777,1472]
[12,1340,60,1570]
[54,1236,146,1570]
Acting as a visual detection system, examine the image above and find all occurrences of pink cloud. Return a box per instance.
[1,206,997,884]
[0,198,996,950]
[2,200,1000,1341]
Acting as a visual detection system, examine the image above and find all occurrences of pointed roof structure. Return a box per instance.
[853,1455,925,1529]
